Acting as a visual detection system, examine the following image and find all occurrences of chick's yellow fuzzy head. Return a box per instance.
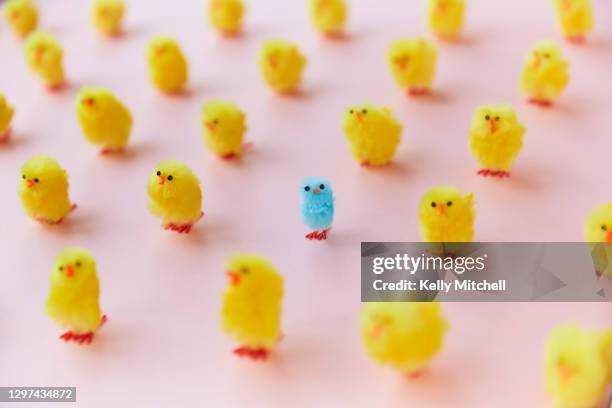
[148,160,200,201]
[208,0,244,33]
[225,254,283,293]
[51,248,97,285]
[420,186,474,225]
[388,38,437,71]
[584,203,612,242]
[525,41,568,74]
[343,104,397,133]
[308,0,347,33]
[470,104,525,137]
[92,0,125,35]
[75,86,116,117]
[147,36,184,65]
[201,100,246,136]
[429,0,464,14]
[25,31,63,68]
[553,0,592,16]
[259,40,307,92]
[3,0,38,37]
[20,154,68,195]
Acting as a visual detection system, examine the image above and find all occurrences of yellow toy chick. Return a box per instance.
[387,38,438,96]
[2,0,37,38]
[147,160,203,233]
[19,155,76,224]
[222,254,283,361]
[469,104,526,178]
[46,248,107,344]
[92,0,125,36]
[552,0,594,44]
[308,0,347,37]
[520,41,569,106]
[201,100,248,159]
[208,0,244,35]
[584,202,612,278]
[427,0,465,40]
[0,94,15,143]
[419,186,475,242]
[24,31,65,89]
[259,40,307,94]
[75,86,133,154]
[342,104,403,166]
[147,36,189,94]
[544,324,612,408]
[360,302,448,376]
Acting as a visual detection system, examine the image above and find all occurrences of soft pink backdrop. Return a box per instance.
[1,0,611,406]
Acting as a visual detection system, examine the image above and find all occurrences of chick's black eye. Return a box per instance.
[156,171,161,176]
[213,119,219,124]
[304,186,310,192]
[241,267,248,274]
[447,201,453,206]
[362,109,368,114]
[59,266,64,271]
[319,184,325,190]
[495,116,500,121]
[603,225,608,231]
[349,109,354,114]
[485,115,490,120]
[76,261,82,267]
[34,178,39,183]
[167,175,173,181]
[22,175,25,179]
[431,202,436,208]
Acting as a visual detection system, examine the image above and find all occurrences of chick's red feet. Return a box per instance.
[477,169,510,178]
[35,203,78,225]
[528,98,553,107]
[566,35,586,45]
[59,315,107,345]
[163,212,204,234]
[0,128,12,143]
[99,147,125,155]
[408,87,431,97]
[305,228,330,241]
[233,346,269,361]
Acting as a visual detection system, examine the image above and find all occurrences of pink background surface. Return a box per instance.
[1,0,611,406]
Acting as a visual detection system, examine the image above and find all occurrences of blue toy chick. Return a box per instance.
[300,176,334,240]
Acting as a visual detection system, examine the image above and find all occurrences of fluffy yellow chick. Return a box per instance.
[147,160,202,233]
[520,41,569,106]
[360,302,448,376]
[419,186,475,242]
[46,248,107,344]
[342,104,403,166]
[221,253,283,361]
[552,0,594,44]
[75,86,133,154]
[208,0,244,35]
[147,36,188,93]
[2,0,38,38]
[387,38,438,96]
[584,202,612,278]
[19,155,76,224]
[427,0,465,39]
[469,104,526,178]
[544,324,612,408]
[201,100,248,159]
[308,0,347,37]
[24,31,65,89]
[259,40,307,94]
[91,0,125,36]
[0,94,15,142]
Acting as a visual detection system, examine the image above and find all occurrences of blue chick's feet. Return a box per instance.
[305,228,331,241]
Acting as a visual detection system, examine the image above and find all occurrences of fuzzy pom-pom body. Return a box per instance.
[259,40,307,93]
[360,302,448,374]
[24,31,65,88]
[45,248,104,335]
[520,41,569,104]
[300,176,334,233]
[584,203,612,278]
[0,94,15,140]
[19,155,73,223]
[221,254,283,352]
[76,86,133,152]
[92,0,125,36]
[208,0,244,34]
[147,160,202,228]
[201,100,247,158]
[308,0,347,36]
[544,324,612,408]
[469,104,525,174]
[552,0,594,42]
[2,0,37,38]
[387,38,437,94]
[427,0,465,39]
[147,36,188,93]
[342,104,403,166]
[419,186,475,242]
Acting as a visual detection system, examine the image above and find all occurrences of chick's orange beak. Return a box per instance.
[158,175,166,185]
[82,98,94,108]
[606,231,612,242]
[226,270,240,286]
[558,363,572,384]
[205,122,216,132]
[35,48,43,62]
[488,120,498,134]
[397,59,408,71]
[26,179,35,188]
[438,204,446,215]
[533,54,541,69]
[268,56,278,69]
[370,321,385,339]
[437,2,448,14]
[65,265,74,278]
[355,112,364,123]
